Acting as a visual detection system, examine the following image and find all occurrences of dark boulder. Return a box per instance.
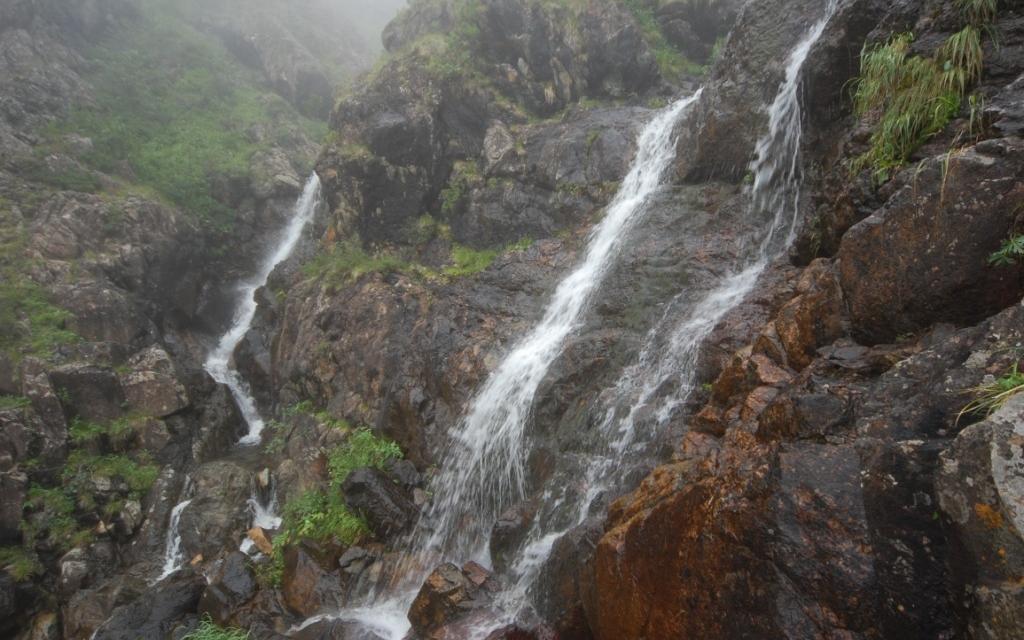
[198,552,257,625]
[91,569,205,640]
[0,469,27,544]
[342,467,418,539]
[407,562,500,638]
[838,137,1024,343]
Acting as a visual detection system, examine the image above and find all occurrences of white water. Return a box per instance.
[293,4,839,633]
[484,0,840,629]
[296,93,703,639]
[241,474,283,555]
[204,173,322,445]
[157,497,193,581]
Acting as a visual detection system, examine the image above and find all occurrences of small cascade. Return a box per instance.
[205,173,322,445]
[156,476,194,582]
[241,469,282,555]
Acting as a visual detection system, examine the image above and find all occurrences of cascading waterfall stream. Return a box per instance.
[155,174,320,582]
[299,4,838,634]
[204,173,322,445]
[495,0,841,624]
[156,476,194,582]
[297,92,704,638]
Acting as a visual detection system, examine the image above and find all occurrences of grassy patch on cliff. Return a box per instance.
[182,617,250,640]
[0,207,80,364]
[851,0,995,182]
[261,428,402,585]
[623,0,704,82]
[46,2,322,228]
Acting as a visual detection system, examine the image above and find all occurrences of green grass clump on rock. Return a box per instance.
[851,26,985,183]
[182,616,250,640]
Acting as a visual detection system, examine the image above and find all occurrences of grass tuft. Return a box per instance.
[958,364,1024,425]
[181,616,249,640]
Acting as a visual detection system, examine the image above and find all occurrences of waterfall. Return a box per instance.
[295,92,704,639]
[295,3,838,634]
[155,475,193,585]
[419,92,703,562]
[204,173,322,445]
[241,471,283,555]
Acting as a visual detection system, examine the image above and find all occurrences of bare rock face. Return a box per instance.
[407,561,501,639]
[119,346,190,418]
[838,137,1024,344]
[90,569,205,640]
[177,461,252,562]
[198,552,258,625]
[937,394,1024,640]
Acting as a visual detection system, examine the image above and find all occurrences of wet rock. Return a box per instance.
[937,394,1024,639]
[119,346,190,418]
[199,552,257,625]
[281,542,346,618]
[407,562,499,638]
[342,467,418,539]
[91,569,205,640]
[21,611,61,640]
[838,137,1024,343]
[0,572,15,624]
[771,259,844,370]
[532,518,603,640]
[178,461,252,562]
[291,618,365,640]
[246,527,274,555]
[489,502,536,574]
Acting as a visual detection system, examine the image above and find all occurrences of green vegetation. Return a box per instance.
[958,363,1024,424]
[69,416,137,447]
[14,156,103,193]
[21,486,82,553]
[0,279,80,365]
[303,242,410,286]
[0,546,43,582]
[263,428,402,585]
[851,0,998,183]
[182,616,250,640]
[47,2,321,228]
[850,33,962,182]
[622,0,704,82]
[956,0,998,26]
[62,451,159,504]
[989,234,1024,266]
[444,244,499,277]
[0,395,30,411]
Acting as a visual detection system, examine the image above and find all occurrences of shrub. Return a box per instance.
[327,428,403,488]
[956,0,998,25]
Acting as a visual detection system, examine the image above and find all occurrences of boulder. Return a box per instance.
[838,137,1024,343]
[177,461,252,562]
[49,364,125,423]
[341,467,418,539]
[407,562,499,638]
[91,569,204,640]
[281,543,346,618]
[937,394,1024,639]
[198,552,257,625]
[119,346,190,418]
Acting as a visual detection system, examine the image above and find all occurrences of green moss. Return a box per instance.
[21,486,79,552]
[62,451,159,502]
[68,416,136,447]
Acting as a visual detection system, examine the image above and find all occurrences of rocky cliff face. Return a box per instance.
[4,0,1024,638]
